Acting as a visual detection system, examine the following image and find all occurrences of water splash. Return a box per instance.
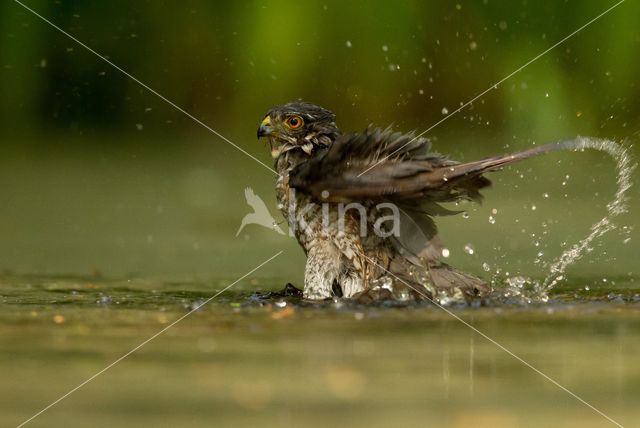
[487,137,635,303]
[379,137,634,305]
[542,137,635,291]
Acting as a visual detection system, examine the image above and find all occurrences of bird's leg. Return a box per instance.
[331,279,343,297]
[304,242,342,300]
[332,232,366,298]
[338,269,364,298]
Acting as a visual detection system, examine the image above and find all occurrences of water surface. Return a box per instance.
[1,275,638,427]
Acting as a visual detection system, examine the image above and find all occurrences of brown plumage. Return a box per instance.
[257,101,564,301]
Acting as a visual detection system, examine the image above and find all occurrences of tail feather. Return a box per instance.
[429,263,490,297]
[385,255,490,301]
[421,141,572,189]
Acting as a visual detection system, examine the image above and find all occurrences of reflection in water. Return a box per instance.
[0,275,638,426]
[615,324,625,406]
[442,346,450,399]
[469,334,475,395]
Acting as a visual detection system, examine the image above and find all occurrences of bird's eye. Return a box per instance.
[285,115,304,129]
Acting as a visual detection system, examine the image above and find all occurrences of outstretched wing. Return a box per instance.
[289,127,566,262]
[289,127,564,204]
[288,127,491,204]
[288,128,476,262]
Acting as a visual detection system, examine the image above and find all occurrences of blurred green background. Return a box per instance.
[0,0,638,282]
[2,2,640,428]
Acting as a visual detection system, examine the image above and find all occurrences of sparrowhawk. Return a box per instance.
[257,101,559,302]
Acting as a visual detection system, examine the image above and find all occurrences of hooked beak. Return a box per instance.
[257,116,272,139]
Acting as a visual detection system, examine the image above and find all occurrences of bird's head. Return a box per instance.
[257,102,340,159]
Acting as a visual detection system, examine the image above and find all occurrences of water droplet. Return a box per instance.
[441,248,450,258]
[463,244,474,255]
[543,193,549,198]
[488,215,496,224]
[482,262,490,272]
[98,295,112,305]
[345,40,352,48]
[381,44,388,52]
[462,212,469,219]
[584,285,590,291]
[491,208,498,215]
[531,205,537,211]
[187,299,205,311]
[506,276,527,289]
[441,107,449,115]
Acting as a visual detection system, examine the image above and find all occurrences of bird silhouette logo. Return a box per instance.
[236,187,286,236]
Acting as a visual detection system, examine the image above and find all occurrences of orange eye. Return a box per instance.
[285,115,304,129]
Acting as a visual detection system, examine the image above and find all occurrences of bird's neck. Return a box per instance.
[275,149,313,175]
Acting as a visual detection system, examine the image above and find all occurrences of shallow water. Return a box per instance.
[1,275,638,428]
[0,136,636,428]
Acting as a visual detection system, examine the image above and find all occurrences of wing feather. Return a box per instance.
[289,127,566,203]
[289,127,567,262]
[288,127,484,203]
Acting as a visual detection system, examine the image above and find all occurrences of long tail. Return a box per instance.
[429,136,635,291]
[424,139,586,187]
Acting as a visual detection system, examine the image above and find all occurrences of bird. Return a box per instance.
[257,101,568,301]
[236,187,285,237]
